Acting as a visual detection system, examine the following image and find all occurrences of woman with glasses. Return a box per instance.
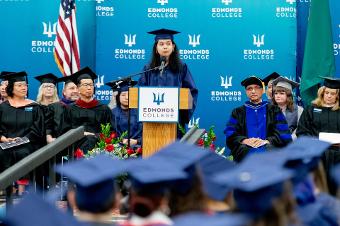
[0,71,45,194]
[35,73,60,144]
[60,67,112,153]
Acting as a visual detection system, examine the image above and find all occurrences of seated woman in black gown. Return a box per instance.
[106,79,142,147]
[0,71,45,193]
[297,77,340,195]
[60,67,112,153]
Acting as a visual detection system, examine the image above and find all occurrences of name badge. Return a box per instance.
[313,108,322,113]
[25,107,33,112]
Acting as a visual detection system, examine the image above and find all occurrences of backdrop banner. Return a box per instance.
[2,0,339,148]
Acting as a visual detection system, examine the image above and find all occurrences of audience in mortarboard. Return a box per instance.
[106,79,142,147]
[59,67,112,153]
[297,77,340,195]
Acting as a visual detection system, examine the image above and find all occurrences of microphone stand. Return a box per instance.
[111,65,162,149]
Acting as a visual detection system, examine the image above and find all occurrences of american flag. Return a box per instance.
[53,0,80,76]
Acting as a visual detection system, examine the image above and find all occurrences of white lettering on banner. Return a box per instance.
[180,34,210,61]
[42,22,57,38]
[147,0,179,19]
[243,34,275,61]
[114,34,146,60]
[210,76,242,103]
[139,87,179,122]
[211,0,243,18]
[31,21,57,54]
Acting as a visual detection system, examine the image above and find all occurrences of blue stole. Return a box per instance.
[245,101,268,154]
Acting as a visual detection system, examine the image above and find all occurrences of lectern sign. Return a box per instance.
[138,87,179,122]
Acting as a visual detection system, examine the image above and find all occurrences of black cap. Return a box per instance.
[35,73,58,85]
[70,67,97,85]
[320,76,340,89]
[0,71,15,81]
[1,71,28,83]
[148,28,180,41]
[106,79,138,92]
[262,72,281,86]
[57,76,75,85]
[241,76,264,88]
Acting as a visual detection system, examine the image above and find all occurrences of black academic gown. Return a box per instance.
[46,101,69,138]
[60,99,112,153]
[224,101,292,162]
[111,107,142,145]
[0,101,45,172]
[296,105,340,194]
[138,63,198,125]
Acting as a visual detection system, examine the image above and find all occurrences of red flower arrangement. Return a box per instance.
[74,123,142,160]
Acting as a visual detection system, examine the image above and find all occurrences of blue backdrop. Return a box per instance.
[0,0,339,148]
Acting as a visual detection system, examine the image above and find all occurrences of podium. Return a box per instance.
[129,87,193,157]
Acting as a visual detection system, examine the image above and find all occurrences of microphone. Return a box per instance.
[159,56,166,76]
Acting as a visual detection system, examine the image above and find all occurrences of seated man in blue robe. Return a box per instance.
[224,76,292,162]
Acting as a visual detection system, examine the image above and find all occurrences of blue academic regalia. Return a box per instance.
[224,101,292,162]
[111,107,142,145]
[138,63,198,124]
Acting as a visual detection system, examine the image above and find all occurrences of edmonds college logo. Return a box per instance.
[243,34,275,61]
[153,93,165,105]
[180,34,209,61]
[94,75,113,102]
[220,76,232,89]
[96,0,114,17]
[124,34,136,47]
[188,117,200,129]
[31,21,56,54]
[211,0,242,18]
[275,0,296,18]
[211,75,241,102]
[147,0,178,19]
[114,34,145,60]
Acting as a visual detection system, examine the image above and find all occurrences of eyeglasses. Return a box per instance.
[42,84,55,89]
[246,86,262,92]
[79,83,94,88]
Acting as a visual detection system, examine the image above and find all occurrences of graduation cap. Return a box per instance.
[262,72,281,86]
[198,153,235,201]
[35,73,59,85]
[0,71,15,81]
[55,155,127,213]
[148,141,210,170]
[172,212,250,226]
[272,76,299,91]
[57,75,75,85]
[240,76,264,88]
[148,141,211,194]
[106,79,138,92]
[320,76,340,89]
[148,28,180,41]
[4,192,86,226]
[69,66,97,85]
[1,71,28,83]
[213,162,294,215]
[296,202,339,226]
[125,157,188,195]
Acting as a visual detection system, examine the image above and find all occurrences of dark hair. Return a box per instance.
[149,40,182,73]
[116,91,122,108]
[168,171,207,216]
[6,81,15,97]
